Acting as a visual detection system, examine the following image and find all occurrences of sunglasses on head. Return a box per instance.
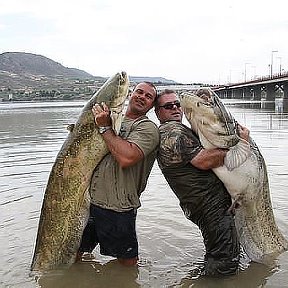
[158,101,181,110]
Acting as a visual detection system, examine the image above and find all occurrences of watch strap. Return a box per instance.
[98,126,112,134]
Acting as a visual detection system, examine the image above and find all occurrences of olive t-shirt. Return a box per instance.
[157,121,227,218]
[90,116,159,212]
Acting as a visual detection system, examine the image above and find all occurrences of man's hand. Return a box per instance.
[237,124,250,141]
[92,103,112,127]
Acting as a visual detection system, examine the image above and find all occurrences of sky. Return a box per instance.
[0,0,287,84]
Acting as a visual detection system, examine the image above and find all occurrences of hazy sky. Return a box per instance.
[0,0,287,84]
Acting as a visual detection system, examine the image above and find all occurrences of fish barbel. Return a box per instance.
[179,88,288,264]
[31,71,129,272]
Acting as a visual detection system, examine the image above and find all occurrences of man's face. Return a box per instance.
[129,83,156,115]
[156,93,183,123]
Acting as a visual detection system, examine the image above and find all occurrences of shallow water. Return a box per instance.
[1,100,288,287]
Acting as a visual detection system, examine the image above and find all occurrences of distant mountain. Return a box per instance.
[0,52,95,79]
[0,52,106,100]
[129,76,177,84]
[0,52,179,101]
[0,52,177,87]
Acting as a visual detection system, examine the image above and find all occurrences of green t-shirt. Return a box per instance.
[90,116,159,212]
[157,121,227,218]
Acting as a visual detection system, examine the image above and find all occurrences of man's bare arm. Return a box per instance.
[191,148,228,170]
[93,103,143,168]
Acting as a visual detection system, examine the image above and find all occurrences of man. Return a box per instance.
[77,82,159,266]
[155,89,249,276]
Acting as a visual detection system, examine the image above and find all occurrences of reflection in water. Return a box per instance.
[261,101,276,111]
[282,98,288,113]
[223,98,288,114]
[38,260,140,288]
[222,99,277,110]
[180,262,276,288]
[1,101,288,287]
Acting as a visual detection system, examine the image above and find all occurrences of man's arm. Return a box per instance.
[237,123,250,141]
[101,130,144,168]
[191,124,250,170]
[93,103,144,168]
[191,148,228,170]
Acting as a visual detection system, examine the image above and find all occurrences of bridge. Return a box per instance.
[213,72,288,102]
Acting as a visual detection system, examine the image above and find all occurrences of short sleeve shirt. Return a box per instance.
[157,121,224,211]
[157,121,203,169]
[90,116,159,212]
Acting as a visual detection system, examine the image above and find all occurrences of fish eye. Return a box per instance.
[203,102,212,107]
[199,101,212,107]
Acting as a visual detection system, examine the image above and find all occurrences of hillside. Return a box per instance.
[129,76,176,85]
[0,52,94,79]
[0,52,178,101]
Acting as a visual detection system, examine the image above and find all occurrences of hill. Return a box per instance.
[0,52,94,79]
[0,52,178,101]
[129,76,176,85]
[0,52,106,101]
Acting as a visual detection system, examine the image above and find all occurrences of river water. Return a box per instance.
[1,99,288,288]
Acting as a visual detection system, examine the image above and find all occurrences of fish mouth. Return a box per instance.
[119,71,127,83]
[180,89,239,147]
[211,93,238,135]
[194,88,237,136]
[203,91,239,146]
[103,71,129,106]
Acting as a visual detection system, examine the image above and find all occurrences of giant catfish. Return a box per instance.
[31,71,129,272]
[179,88,288,265]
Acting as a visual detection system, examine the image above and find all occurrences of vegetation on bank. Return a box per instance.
[0,79,105,102]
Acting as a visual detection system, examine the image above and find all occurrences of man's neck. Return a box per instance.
[125,109,147,120]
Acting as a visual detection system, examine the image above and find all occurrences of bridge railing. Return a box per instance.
[215,70,288,88]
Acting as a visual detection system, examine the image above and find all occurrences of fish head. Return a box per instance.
[97,71,129,133]
[95,71,129,109]
[82,71,129,134]
[179,88,239,148]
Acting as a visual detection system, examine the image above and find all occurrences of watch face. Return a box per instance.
[99,127,105,133]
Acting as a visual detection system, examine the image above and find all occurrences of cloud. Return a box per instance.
[0,0,287,83]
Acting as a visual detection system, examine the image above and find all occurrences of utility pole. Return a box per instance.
[270,50,278,77]
[244,62,250,82]
[277,57,282,75]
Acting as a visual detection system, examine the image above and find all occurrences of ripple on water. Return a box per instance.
[2,102,288,287]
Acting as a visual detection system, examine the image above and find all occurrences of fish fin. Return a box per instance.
[224,139,251,171]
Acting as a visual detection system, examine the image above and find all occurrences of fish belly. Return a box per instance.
[203,136,288,264]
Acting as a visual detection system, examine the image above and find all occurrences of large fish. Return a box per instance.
[179,88,288,265]
[31,71,129,272]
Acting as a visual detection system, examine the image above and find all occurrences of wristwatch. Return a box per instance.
[98,126,112,134]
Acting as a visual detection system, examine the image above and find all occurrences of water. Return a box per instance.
[1,100,288,288]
